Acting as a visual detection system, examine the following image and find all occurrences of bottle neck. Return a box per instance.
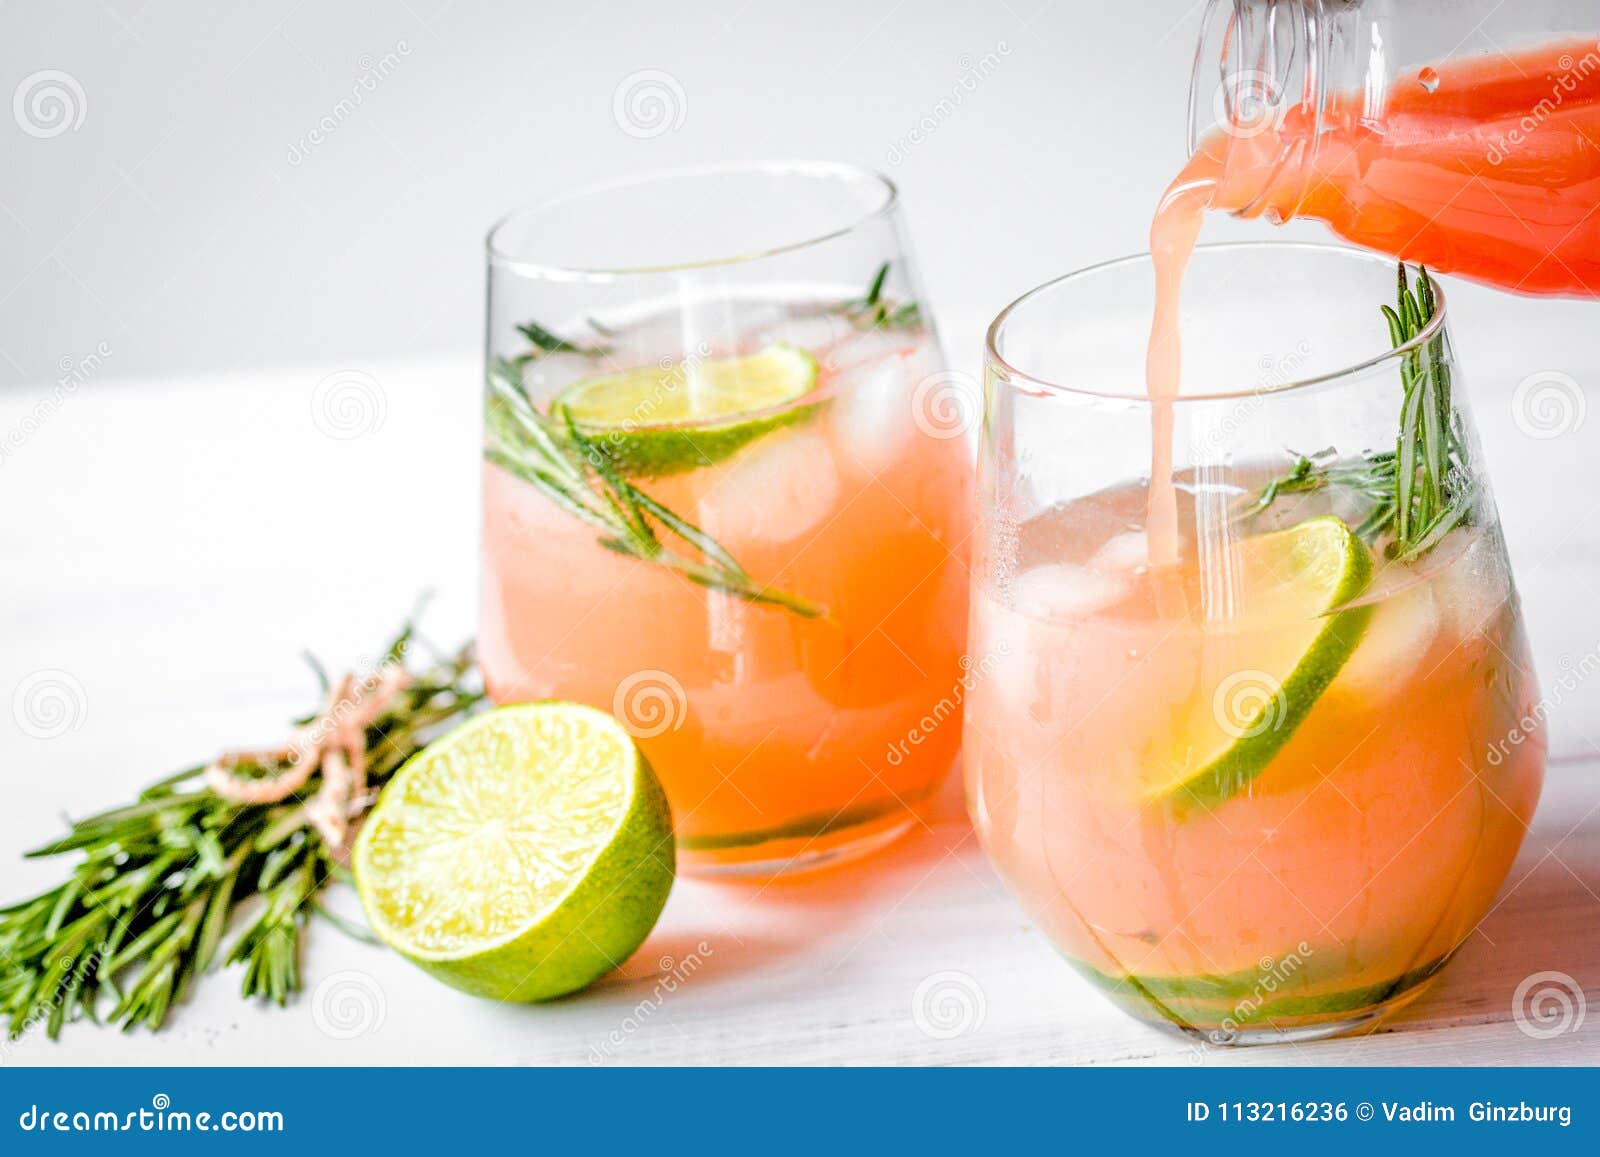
[1186,0,1376,222]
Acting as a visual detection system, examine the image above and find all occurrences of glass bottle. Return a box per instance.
[1183,0,1600,294]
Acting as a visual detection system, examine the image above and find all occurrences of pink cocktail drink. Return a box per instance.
[970,245,1544,1042]
[966,482,1542,1040]
[483,301,972,874]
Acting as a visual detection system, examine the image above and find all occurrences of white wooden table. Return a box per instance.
[3,295,1598,1067]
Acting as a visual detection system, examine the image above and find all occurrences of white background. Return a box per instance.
[3,1,1593,380]
[1,1,1597,1066]
[2,0,1322,383]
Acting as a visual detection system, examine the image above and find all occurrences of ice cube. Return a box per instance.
[826,350,918,475]
[819,326,922,374]
[759,309,857,357]
[1089,530,1151,576]
[1434,527,1512,637]
[591,308,702,366]
[972,588,1047,718]
[1011,563,1128,620]
[1336,582,1442,698]
[695,426,842,545]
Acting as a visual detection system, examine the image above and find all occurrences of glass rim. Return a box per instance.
[985,241,1450,405]
[485,159,900,280]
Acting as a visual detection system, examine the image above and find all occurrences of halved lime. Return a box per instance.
[1145,515,1374,808]
[556,343,820,476]
[352,703,675,1002]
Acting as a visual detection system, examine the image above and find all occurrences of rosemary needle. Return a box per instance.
[842,261,924,330]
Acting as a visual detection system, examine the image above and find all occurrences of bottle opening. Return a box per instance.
[1186,0,1327,222]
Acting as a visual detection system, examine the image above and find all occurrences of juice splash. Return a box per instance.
[1144,170,1211,568]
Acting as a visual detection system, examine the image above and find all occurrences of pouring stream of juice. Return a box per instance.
[1145,36,1600,566]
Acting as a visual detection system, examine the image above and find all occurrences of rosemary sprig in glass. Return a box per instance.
[484,358,822,618]
[514,319,610,360]
[842,261,923,330]
[485,259,926,617]
[1239,264,1473,562]
[0,628,480,1039]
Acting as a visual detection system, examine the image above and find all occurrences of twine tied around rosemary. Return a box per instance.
[203,662,412,852]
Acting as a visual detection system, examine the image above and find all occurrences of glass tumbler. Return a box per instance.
[965,243,1544,1044]
[482,162,974,876]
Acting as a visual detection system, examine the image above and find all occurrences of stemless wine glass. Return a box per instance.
[965,243,1544,1044]
[482,162,973,876]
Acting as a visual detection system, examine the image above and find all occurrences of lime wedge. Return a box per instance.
[1146,515,1373,807]
[352,703,674,1002]
[556,343,820,476]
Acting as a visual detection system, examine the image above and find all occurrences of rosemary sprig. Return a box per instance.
[484,360,823,618]
[485,268,923,618]
[842,261,923,330]
[1384,264,1474,559]
[1235,448,1400,543]
[0,630,481,1039]
[514,319,609,360]
[1238,264,1473,561]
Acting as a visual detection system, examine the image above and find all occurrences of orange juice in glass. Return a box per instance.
[967,245,1544,1043]
[481,163,973,875]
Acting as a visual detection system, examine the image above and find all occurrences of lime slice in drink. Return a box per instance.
[352,702,675,1002]
[1145,515,1374,808]
[555,343,820,476]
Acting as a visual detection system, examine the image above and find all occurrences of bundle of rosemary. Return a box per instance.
[1,265,931,1043]
[0,625,481,1040]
